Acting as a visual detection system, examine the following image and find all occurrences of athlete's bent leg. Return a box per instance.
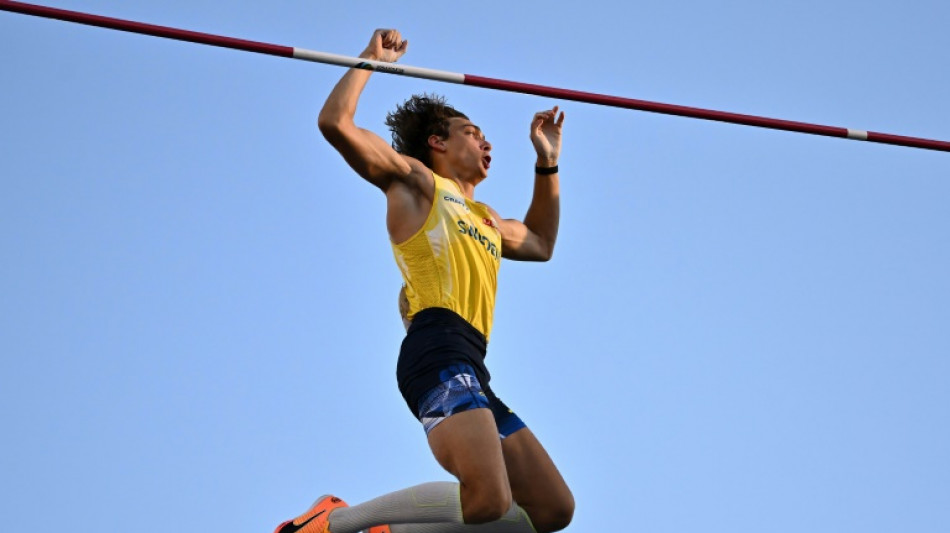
[502,428,574,533]
[322,408,525,533]
[428,408,513,524]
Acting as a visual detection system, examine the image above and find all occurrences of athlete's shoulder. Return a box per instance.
[388,157,435,198]
[475,200,502,221]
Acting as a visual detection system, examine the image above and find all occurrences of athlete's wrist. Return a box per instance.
[358,50,380,61]
[535,156,559,174]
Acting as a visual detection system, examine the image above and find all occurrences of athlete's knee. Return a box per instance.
[545,503,575,532]
[531,494,575,533]
[460,487,512,524]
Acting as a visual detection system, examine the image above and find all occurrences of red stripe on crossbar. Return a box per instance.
[0,1,294,58]
[464,74,950,152]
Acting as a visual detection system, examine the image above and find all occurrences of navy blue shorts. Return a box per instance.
[397,308,526,438]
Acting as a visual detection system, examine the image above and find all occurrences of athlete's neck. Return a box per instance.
[432,165,480,200]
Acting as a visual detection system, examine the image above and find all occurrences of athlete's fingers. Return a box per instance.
[533,106,560,123]
[532,107,563,130]
[384,30,403,49]
[373,28,402,49]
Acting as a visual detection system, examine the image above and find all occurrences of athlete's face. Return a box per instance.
[442,117,492,177]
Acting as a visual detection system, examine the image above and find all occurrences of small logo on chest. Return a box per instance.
[443,195,469,212]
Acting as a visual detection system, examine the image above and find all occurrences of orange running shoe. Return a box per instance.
[273,495,348,533]
[367,526,391,533]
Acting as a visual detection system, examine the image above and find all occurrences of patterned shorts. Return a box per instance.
[415,364,526,438]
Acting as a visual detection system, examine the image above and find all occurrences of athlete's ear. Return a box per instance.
[427,134,446,152]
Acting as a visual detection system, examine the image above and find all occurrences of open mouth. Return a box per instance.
[482,155,492,170]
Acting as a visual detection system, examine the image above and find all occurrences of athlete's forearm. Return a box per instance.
[518,107,563,259]
[521,172,560,260]
[317,55,375,134]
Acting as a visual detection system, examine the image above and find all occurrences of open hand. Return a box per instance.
[530,106,565,166]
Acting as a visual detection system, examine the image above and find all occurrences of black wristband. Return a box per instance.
[535,165,559,175]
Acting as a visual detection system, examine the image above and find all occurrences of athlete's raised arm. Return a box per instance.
[318,29,421,191]
[492,107,565,262]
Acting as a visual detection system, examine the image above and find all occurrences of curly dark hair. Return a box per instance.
[385,94,468,167]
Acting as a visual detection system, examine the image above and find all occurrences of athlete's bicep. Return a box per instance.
[484,206,550,262]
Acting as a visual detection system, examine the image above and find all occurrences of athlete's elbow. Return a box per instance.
[318,101,353,137]
[514,242,555,262]
[317,113,343,141]
[522,246,554,262]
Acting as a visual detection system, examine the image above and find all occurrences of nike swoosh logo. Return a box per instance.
[282,510,326,533]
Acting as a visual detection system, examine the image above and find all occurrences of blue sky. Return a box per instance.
[1,1,948,532]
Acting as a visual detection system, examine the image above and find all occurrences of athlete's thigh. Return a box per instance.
[428,408,511,495]
[502,428,574,526]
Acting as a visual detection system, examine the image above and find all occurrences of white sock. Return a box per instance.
[327,482,536,533]
[389,501,537,533]
[328,482,463,533]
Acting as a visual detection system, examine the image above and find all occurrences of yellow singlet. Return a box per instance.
[392,173,502,340]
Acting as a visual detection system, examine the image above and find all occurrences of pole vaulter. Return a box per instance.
[2,0,948,153]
